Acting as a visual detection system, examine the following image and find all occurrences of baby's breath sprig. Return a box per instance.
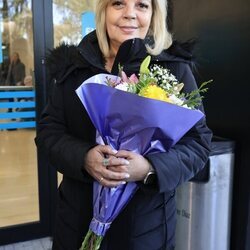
[149,64,183,95]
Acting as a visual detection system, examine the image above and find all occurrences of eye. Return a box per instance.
[111,1,124,8]
[138,3,149,9]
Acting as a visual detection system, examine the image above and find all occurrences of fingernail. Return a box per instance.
[123,159,130,165]
[112,149,118,154]
[121,181,126,185]
[125,173,130,178]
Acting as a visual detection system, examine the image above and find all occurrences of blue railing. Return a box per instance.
[0,86,36,130]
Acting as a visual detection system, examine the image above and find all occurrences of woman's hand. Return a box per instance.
[110,150,152,182]
[85,145,130,187]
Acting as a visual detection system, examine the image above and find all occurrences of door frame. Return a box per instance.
[0,0,57,245]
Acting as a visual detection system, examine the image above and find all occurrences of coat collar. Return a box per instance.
[77,30,105,72]
[77,31,193,74]
[49,30,194,83]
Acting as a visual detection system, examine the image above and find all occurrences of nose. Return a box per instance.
[123,5,136,20]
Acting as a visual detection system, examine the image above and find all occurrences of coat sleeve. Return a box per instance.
[35,81,96,182]
[145,62,213,193]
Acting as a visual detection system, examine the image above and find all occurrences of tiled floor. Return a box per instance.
[0,237,52,250]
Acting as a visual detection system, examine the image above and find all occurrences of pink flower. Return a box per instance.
[121,71,129,83]
[128,74,139,84]
[121,71,139,84]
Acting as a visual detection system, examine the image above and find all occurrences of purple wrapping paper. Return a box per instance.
[76,73,204,237]
[89,181,137,236]
[76,74,204,155]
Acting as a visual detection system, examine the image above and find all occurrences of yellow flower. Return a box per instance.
[139,85,172,103]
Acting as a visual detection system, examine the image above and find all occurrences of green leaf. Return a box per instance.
[140,55,151,74]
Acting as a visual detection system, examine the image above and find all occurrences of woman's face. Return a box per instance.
[105,0,152,55]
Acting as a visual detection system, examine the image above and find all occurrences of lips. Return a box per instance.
[119,25,138,33]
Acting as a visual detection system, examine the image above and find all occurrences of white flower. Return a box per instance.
[115,82,129,92]
[182,104,190,109]
[169,94,184,106]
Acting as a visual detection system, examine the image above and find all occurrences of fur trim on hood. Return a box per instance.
[46,43,87,83]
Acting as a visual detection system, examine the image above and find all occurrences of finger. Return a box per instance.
[98,145,117,156]
[99,177,127,188]
[115,150,133,159]
[102,168,130,181]
[100,156,129,168]
[106,165,128,173]
[108,157,130,166]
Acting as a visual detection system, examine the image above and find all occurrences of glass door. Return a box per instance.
[0,0,54,245]
[52,0,94,185]
[0,0,96,246]
[0,0,38,228]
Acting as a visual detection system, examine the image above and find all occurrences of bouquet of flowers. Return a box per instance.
[107,55,210,110]
[76,56,210,250]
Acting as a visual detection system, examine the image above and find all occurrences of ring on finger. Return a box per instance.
[102,158,109,167]
[99,177,104,182]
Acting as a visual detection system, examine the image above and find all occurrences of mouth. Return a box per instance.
[119,25,138,33]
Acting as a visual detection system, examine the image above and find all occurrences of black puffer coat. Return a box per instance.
[35,31,212,250]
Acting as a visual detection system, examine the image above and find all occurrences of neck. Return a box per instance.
[105,56,115,72]
[105,43,120,72]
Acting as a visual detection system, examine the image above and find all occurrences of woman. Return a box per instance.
[35,0,212,249]
[5,52,25,86]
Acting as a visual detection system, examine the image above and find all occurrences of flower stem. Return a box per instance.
[94,235,103,250]
[79,230,103,250]
[79,229,92,250]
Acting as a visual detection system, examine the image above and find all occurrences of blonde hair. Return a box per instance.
[95,0,172,57]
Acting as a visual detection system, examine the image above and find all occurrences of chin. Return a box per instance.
[120,35,140,42]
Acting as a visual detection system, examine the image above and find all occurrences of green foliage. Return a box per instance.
[182,80,213,109]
